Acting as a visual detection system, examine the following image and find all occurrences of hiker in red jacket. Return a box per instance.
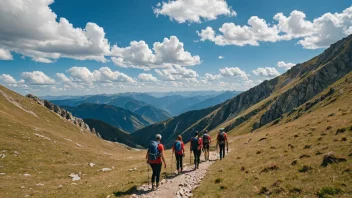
[190,131,202,169]
[216,128,228,160]
[202,130,211,161]
[172,135,185,175]
[146,134,166,190]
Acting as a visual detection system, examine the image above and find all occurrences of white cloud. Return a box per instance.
[155,65,198,81]
[218,56,224,59]
[154,0,236,23]
[111,36,200,70]
[198,16,280,46]
[0,0,110,63]
[138,73,158,82]
[219,67,248,80]
[0,49,13,60]
[67,66,134,84]
[0,74,17,84]
[205,73,221,81]
[198,6,352,49]
[56,73,72,83]
[21,71,56,85]
[277,61,295,70]
[252,67,280,77]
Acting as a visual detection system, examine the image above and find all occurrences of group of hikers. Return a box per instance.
[145,128,229,190]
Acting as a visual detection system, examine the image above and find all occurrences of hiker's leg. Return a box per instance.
[155,163,162,184]
[150,163,156,184]
[219,145,223,160]
[221,145,225,159]
[176,154,180,171]
[193,150,197,165]
[180,155,183,171]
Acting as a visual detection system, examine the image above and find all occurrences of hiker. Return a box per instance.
[146,134,166,190]
[216,128,228,160]
[172,135,185,175]
[202,130,211,161]
[190,131,202,169]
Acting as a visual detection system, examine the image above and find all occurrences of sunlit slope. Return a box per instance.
[193,72,352,198]
[0,85,150,198]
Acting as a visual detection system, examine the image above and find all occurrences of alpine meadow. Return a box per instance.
[0,0,352,198]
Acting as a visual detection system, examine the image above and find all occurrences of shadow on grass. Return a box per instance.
[113,185,152,197]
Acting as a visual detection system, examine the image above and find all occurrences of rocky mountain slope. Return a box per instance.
[133,34,352,149]
[193,70,352,198]
[63,103,153,133]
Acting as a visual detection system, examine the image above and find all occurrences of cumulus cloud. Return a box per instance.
[252,67,280,77]
[56,73,72,83]
[219,67,248,80]
[67,66,134,84]
[0,0,110,63]
[198,6,352,49]
[218,56,224,59]
[277,61,295,70]
[154,0,236,23]
[155,65,198,81]
[205,73,221,81]
[198,16,280,46]
[0,74,17,84]
[111,36,200,70]
[0,49,13,60]
[138,73,158,82]
[21,71,56,85]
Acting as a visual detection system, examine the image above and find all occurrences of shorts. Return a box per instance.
[203,144,210,150]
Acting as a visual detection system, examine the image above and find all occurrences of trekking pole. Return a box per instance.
[171,151,173,176]
[147,162,150,188]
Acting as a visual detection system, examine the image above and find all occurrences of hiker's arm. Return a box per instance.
[161,150,166,168]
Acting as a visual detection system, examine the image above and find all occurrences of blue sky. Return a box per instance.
[0,0,351,96]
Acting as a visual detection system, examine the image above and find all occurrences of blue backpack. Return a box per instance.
[174,141,182,153]
[148,141,160,160]
[191,137,199,150]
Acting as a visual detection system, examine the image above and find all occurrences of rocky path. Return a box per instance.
[130,152,219,198]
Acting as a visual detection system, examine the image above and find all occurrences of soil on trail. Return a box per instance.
[130,152,219,198]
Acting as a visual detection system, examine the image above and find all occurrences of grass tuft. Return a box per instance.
[317,186,343,198]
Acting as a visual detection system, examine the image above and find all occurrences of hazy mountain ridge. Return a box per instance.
[63,103,153,133]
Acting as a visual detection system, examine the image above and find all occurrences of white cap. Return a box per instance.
[156,134,162,140]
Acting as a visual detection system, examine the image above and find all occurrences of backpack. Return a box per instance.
[191,137,199,150]
[218,132,225,145]
[203,134,210,144]
[148,141,160,161]
[174,141,182,154]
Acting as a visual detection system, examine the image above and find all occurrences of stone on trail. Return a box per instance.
[102,168,112,172]
[69,173,81,181]
[0,173,5,176]
[89,163,95,167]
[23,173,31,177]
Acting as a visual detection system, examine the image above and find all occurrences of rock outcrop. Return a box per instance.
[26,94,91,132]
[258,34,352,128]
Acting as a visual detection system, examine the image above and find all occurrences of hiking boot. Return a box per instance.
[152,185,155,191]
[156,183,160,189]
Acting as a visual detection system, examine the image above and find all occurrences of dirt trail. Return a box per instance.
[130,151,218,198]
[130,136,242,198]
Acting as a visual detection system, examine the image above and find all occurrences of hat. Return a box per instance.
[156,134,162,140]
[204,130,208,133]
[220,128,224,132]
[195,131,199,136]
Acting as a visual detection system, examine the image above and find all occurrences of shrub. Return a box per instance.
[299,165,312,173]
[317,187,343,198]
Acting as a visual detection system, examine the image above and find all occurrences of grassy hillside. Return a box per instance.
[193,72,352,198]
[0,85,162,198]
[63,103,153,133]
